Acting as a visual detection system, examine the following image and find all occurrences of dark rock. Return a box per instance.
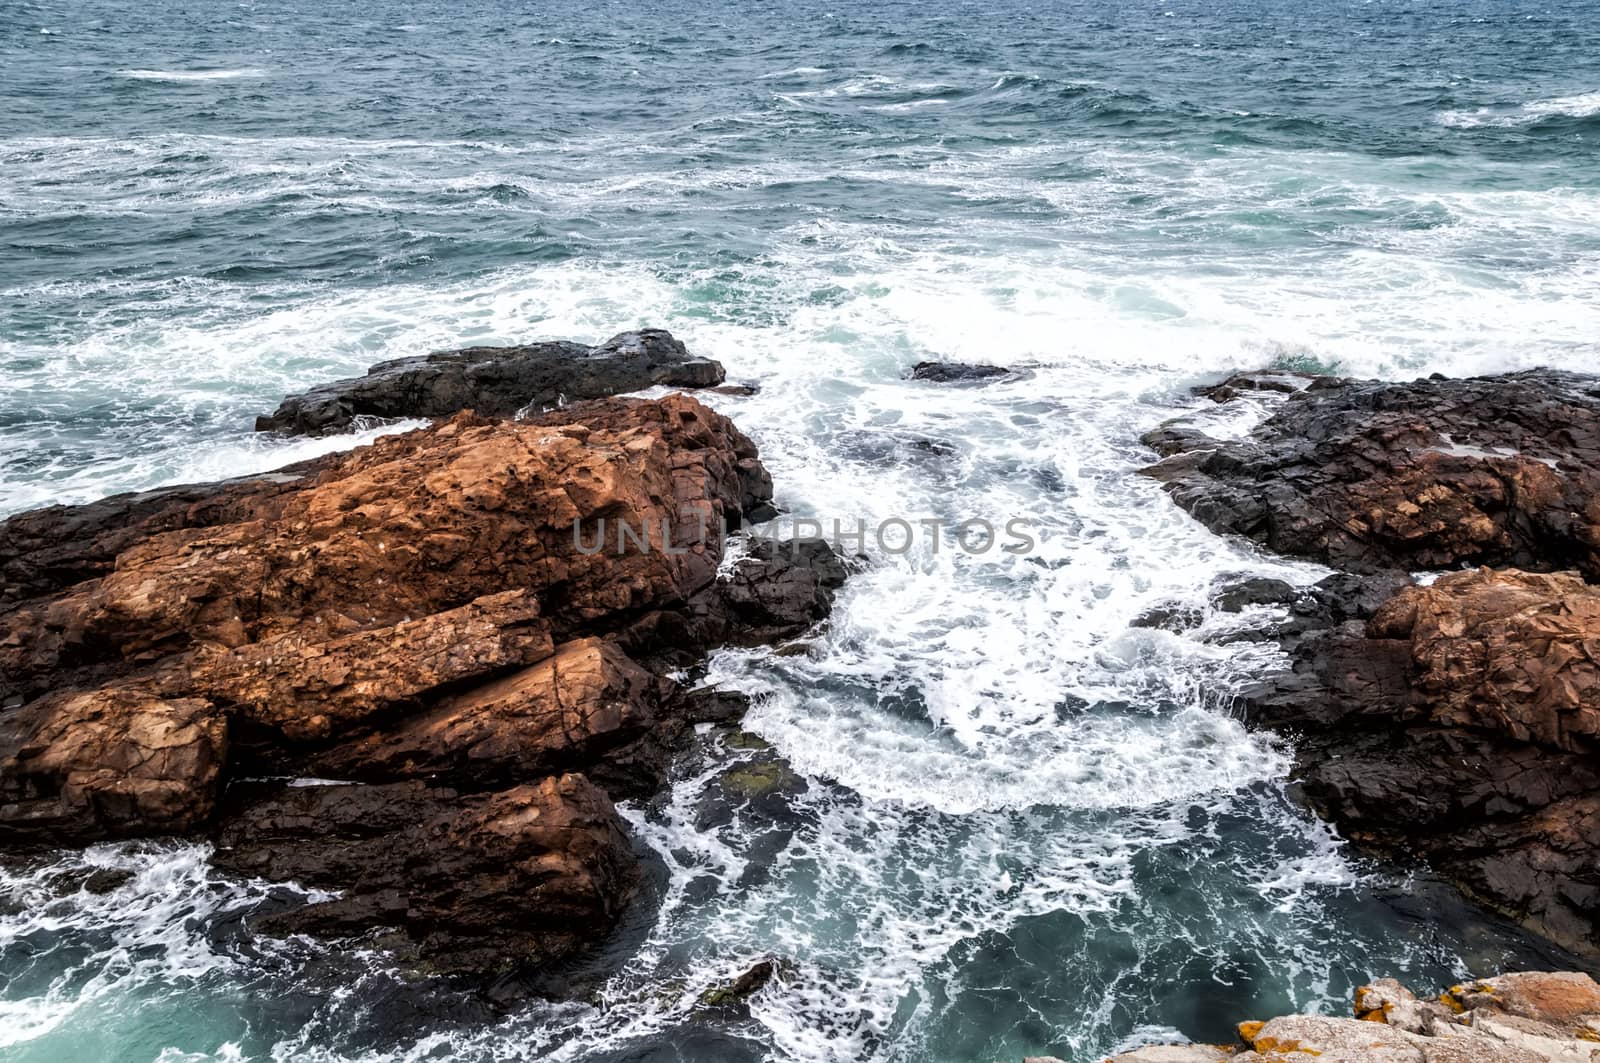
[622,536,853,669]
[1142,369,1600,579]
[1213,577,1296,612]
[699,958,781,1008]
[256,329,725,436]
[1240,568,1600,954]
[908,361,1016,384]
[1129,603,1204,633]
[213,775,639,978]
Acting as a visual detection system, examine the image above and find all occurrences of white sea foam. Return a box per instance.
[1437,89,1600,128]
[1,107,1592,1059]
[119,68,265,81]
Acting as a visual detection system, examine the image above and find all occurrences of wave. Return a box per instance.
[118,67,265,82]
[1437,89,1600,128]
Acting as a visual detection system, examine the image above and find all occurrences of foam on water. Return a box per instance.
[5,0,1600,1056]
[119,68,266,82]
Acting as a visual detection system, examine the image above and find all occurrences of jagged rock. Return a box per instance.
[621,536,851,669]
[193,589,554,745]
[0,389,846,981]
[315,637,677,796]
[1238,569,1600,954]
[0,687,226,842]
[255,328,725,435]
[1369,571,1600,753]
[212,775,638,977]
[1142,370,1600,579]
[0,395,765,708]
[699,958,780,1008]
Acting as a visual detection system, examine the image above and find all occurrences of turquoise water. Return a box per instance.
[3,1,1599,1060]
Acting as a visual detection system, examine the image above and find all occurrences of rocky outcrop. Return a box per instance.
[1099,972,1600,1062]
[1236,568,1600,954]
[0,390,844,982]
[1142,370,1600,579]
[213,775,637,978]
[1136,368,1600,958]
[255,328,725,435]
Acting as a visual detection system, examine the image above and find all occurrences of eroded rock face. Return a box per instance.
[315,637,676,794]
[0,687,226,842]
[1237,568,1600,954]
[1142,370,1600,579]
[0,391,845,982]
[0,394,765,709]
[1108,972,1600,1063]
[255,328,725,435]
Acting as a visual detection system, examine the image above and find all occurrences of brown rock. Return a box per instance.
[0,687,225,841]
[315,637,673,791]
[1240,569,1600,953]
[0,387,844,983]
[1370,570,1600,753]
[1119,973,1600,1063]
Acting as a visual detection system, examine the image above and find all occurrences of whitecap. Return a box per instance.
[119,67,265,82]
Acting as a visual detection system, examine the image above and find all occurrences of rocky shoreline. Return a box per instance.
[1139,368,1600,958]
[0,329,845,989]
[3,334,1600,1050]
[1112,368,1600,1060]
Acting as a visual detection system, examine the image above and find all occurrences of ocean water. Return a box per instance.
[3,0,1599,1060]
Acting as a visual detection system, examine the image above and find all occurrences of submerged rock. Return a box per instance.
[0,389,846,984]
[255,328,725,435]
[909,361,1018,383]
[1107,972,1600,1063]
[1142,369,1600,579]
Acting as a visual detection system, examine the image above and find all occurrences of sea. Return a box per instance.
[2,0,1599,1059]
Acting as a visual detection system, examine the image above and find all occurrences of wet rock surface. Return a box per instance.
[908,360,1021,383]
[1102,972,1600,1062]
[1139,368,1600,960]
[1142,369,1600,579]
[1242,568,1600,955]
[0,390,845,983]
[255,328,725,435]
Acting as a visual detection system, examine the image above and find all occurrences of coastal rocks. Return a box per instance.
[1142,370,1600,579]
[255,328,726,435]
[1237,567,1600,953]
[1107,972,1600,1063]
[0,388,846,982]
[0,687,226,841]
[213,774,638,977]
[0,393,765,707]
[314,637,676,795]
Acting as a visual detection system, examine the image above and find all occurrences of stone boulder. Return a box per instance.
[0,687,225,842]
[1142,370,1600,579]
[212,774,638,977]
[255,328,725,435]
